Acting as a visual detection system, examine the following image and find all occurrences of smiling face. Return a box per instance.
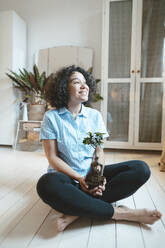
[68,71,89,105]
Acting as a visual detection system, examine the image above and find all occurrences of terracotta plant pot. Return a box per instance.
[28,104,46,121]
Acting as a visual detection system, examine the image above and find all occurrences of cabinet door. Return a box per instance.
[102,0,136,148]
[134,0,165,149]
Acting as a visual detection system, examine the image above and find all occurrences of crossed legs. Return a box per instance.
[36,160,162,231]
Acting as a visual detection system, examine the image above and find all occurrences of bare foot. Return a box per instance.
[56,215,79,232]
[112,205,162,225]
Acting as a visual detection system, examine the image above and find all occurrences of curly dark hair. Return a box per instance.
[44,65,96,108]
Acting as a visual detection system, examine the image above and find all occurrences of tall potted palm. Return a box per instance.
[6,64,47,121]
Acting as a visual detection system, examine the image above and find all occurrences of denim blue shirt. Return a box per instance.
[40,104,109,178]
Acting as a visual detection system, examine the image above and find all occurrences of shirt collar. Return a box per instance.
[58,104,88,118]
[79,104,88,118]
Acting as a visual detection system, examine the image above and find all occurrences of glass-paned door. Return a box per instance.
[107,83,130,141]
[106,0,135,144]
[134,0,165,147]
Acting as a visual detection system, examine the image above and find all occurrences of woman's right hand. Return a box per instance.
[77,177,89,192]
[77,177,106,196]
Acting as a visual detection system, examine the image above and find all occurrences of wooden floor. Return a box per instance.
[0,147,165,248]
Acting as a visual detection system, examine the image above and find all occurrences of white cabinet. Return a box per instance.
[0,11,26,145]
[101,0,165,150]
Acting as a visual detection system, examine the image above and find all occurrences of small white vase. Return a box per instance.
[22,102,28,121]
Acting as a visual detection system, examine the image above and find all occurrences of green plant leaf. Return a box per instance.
[6,72,31,92]
[23,68,31,80]
[93,93,104,102]
[9,70,32,89]
[40,71,46,90]
[95,79,101,84]
[29,72,39,91]
[19,69,27,80]
[83,132,105,148]
[87,67,93,74]
[33,64,41,87]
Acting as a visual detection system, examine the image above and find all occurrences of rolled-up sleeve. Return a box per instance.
[40,112,57,140]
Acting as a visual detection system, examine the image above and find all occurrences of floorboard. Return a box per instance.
[0,188,38,244]
[0,200,51,248]
[133,177,165,248]
[116,196,144,248]
[88,219,116,248]
[28,209,63,248]
[0,148,165,248]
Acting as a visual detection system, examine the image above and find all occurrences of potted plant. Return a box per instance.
[6,64,47,121]
[86,67,103,107]
[83,132,106,189]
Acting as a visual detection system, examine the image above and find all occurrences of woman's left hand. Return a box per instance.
[89,178,107,196]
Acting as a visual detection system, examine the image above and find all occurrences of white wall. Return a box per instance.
[0,0,102,78]
[0,11,26,145]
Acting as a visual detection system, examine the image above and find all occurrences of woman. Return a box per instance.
[37,65,162,232]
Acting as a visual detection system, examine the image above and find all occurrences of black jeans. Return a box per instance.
[36,160,151,220]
